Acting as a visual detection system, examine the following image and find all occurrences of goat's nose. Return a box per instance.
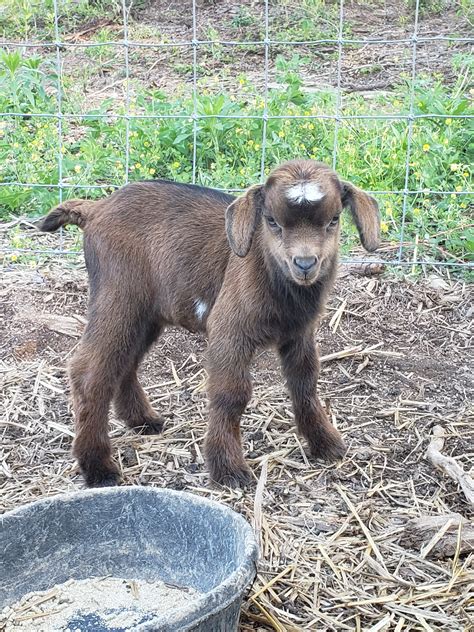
[293,256,318,272]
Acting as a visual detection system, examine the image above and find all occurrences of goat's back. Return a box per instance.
[83,181,236,330]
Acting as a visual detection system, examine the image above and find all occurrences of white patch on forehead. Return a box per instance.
[194,299,207,321]
[286,181,325,205]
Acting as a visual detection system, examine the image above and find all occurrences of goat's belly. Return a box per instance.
[163,297,211,334]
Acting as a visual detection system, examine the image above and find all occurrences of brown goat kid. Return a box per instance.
[38,160,380,488]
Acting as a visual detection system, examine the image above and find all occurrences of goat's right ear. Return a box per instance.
[225,184,263,257]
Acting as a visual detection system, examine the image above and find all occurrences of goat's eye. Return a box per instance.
[328,215,340,228]
[266,216,278,228]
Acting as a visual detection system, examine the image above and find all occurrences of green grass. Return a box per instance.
[269,0,345,42]
[0,46,472,265]
[0,0,121,40]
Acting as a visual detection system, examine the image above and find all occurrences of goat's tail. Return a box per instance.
[37,199,96,232]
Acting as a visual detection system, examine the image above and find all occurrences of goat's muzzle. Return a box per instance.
[289,255,321,285]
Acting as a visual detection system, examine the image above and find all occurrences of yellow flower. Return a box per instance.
[144,141,150,147]
[462,171,469,178]
[74,165,81,173]
[386,206,393,216]
[445,118,452,126]
[135,162,141,169]
[460,202,467,208]
[380,221,389,233]
[413,207,421,216]
[239,168,245,175]
[278,130,285,138]
[10,254,18,262]
[422,143,430,152]
[247,140,254,147]
[172,161,180,168]
[450,163,459,171]
[149,168,155,175]
[255,143,261,150]
[456,185,462,192]
[443,138,449,145]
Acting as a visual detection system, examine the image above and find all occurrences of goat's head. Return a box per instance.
[226,159,380,285]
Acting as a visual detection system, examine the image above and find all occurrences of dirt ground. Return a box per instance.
[14,0,471,107]
[1,249,472,630]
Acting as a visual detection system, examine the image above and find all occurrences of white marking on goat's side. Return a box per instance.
[194,299,207,321]
[286,181,325,204]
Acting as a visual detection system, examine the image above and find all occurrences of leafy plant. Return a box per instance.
[0,49,55,113]
[0,50,472,265]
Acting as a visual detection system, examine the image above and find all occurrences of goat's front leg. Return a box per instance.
[279,332,346,462]
[204,336,255,488]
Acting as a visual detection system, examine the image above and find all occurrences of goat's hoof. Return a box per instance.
[308,429,347,463]
[211,464,253,489]
[129,415,164,435]
[83,464,121,488]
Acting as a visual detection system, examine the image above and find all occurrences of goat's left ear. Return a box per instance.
[341,181,380,252]
[225,184,263,257]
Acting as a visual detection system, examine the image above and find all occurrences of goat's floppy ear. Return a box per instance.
[225,184,263,257]
[341,181,380,252]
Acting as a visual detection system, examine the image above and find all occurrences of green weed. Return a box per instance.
[0,48,472,265]
[0,0,121,40]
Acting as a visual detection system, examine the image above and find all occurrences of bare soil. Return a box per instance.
[4,0,470,108]
[1,251,472,630]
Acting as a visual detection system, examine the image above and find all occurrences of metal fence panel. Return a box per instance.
[0,0,472,269]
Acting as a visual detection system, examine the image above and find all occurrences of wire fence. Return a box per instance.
[0,0,473,268]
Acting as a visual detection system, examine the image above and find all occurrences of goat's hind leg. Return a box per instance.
[70,300,149,487]
[114,322,165,434]
[70,341,121,488]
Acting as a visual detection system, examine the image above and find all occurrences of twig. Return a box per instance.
[425,425,474,507]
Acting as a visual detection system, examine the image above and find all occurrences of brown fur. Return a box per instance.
[37,160,380,488]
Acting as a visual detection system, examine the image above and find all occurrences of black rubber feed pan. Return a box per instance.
[0,487,258,631]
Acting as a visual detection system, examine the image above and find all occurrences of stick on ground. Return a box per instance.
[425,425,474,507]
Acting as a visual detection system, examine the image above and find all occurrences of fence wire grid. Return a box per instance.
[0,0,473,268]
